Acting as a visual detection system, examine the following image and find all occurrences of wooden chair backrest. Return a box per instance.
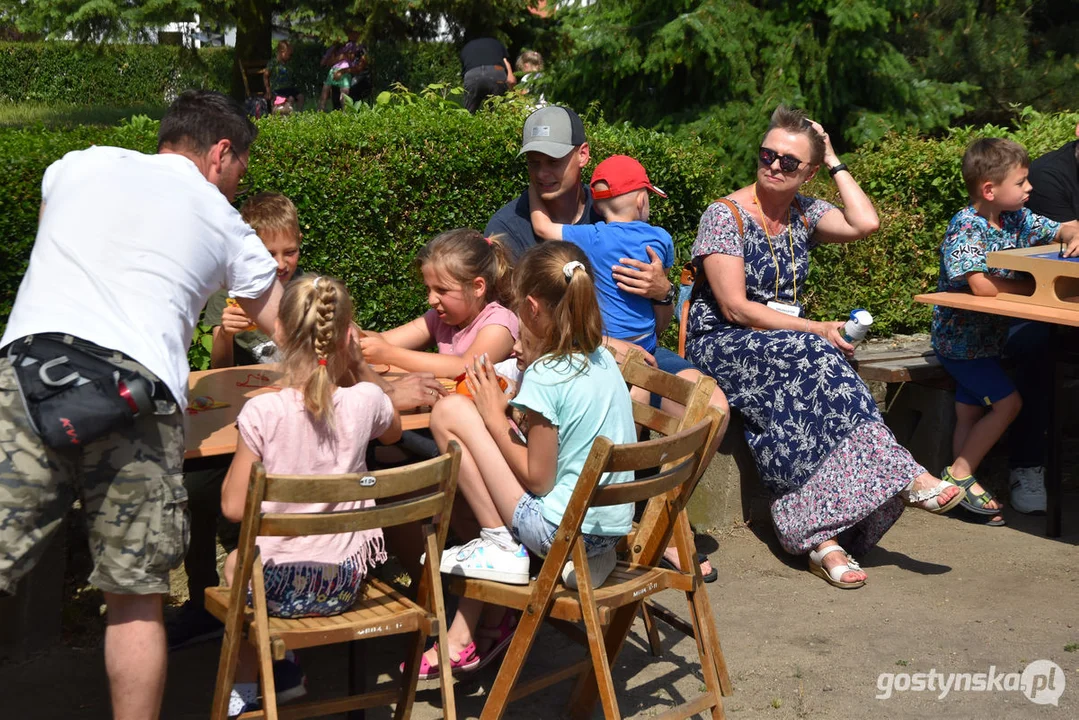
[541,412,720,579]
[620,347,716,437]
[238,59,268,98]
[249,445,461,538]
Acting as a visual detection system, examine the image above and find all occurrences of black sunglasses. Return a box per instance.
[758,146,804,173]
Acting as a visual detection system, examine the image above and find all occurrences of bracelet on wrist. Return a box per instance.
[828,163,849,177]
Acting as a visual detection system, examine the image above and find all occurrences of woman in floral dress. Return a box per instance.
[685,107,966,589]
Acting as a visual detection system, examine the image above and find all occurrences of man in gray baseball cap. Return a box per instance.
[486,105,597,259]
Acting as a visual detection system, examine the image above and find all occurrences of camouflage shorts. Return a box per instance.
[0,353,188,596]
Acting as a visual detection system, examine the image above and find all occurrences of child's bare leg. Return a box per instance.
[318,84,331,111]
[430,395,526,525]
[421,597,485,670]
[952,401,982,458]
[949,393,1021,516]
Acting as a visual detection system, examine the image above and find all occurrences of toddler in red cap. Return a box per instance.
[529,154,693,383]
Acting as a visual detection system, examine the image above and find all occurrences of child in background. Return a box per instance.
[529,155,729,580]
[266,40,304,111]
[416,241,638,679]
[219,275,402,716]
[932,138,1079,522]
[514,50,546,106]
[318,46,353,111]
[360,228,519,377]
[167,192,305,653]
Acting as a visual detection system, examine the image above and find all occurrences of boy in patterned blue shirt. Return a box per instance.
[932,138,1079,520]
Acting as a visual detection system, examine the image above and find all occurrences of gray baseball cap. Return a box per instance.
[517,106,587,158]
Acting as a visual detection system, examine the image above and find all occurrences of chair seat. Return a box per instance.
[446,561,693,625]
[205,577,434,652]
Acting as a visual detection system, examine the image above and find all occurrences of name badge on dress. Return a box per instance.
[767,300,802,318]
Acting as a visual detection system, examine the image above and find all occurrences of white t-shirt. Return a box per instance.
[1,146,278,407]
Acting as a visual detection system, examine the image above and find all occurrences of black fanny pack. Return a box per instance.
[6,334,160,450]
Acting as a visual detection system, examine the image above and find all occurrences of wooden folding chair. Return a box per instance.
[239,58,272,100]
[618,348,729,669]
[206,444,462,720]
[446,413,728,720]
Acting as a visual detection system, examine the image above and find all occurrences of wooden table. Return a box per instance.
[183,364,448,469]
[914,291,1079,537]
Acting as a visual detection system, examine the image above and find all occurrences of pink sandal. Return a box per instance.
[473,611,519,672]
[405,641,481,680]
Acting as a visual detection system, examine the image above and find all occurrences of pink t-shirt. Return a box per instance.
[423,301,519,356]
[237,382,395,567]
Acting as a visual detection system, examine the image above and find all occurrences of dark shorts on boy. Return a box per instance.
[0,348,188,596]
[935,354,1016,407]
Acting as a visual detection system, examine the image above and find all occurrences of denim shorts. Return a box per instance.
[511,493,620,559]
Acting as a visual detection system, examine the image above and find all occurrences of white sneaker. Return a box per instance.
[1009,467,1047,514]
[561,548,618,590]
[440,534,530,585]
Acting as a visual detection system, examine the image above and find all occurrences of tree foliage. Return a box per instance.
[546,0,1077,186]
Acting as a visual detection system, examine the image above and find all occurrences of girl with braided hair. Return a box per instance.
[219,274,402,716]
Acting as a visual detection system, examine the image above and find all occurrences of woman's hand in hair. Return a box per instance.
[807,120,839,168]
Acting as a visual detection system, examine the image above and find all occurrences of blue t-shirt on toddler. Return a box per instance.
[562,221,675,353]
[931,205,1059,360]
[510,347,638,536]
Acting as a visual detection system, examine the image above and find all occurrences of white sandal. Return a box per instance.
[808,544,865,589]
[903,477,966,514]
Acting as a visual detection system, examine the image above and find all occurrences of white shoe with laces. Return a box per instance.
[1009,467,1047,514]
[440,532,530,585]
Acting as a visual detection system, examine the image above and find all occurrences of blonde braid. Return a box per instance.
[303,277,340,428]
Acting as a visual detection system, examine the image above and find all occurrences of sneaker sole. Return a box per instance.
[439,564,530,585]
[276,683,308,704]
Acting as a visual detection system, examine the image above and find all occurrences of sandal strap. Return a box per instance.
[906,478,952,503]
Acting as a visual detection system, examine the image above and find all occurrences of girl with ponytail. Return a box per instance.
[219,274,402,714]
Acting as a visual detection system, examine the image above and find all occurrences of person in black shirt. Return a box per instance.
[460,37,516,113]
[1027,124,1079,223]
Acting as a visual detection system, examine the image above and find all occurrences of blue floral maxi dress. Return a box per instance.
[685,197,926,556]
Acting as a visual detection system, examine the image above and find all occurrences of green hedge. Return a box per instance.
[0,94,725,367]
[0,42,231,105]
[1,97,1076,361]
[0,40,461,107]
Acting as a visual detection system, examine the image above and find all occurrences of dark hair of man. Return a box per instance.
[157,89,258,155]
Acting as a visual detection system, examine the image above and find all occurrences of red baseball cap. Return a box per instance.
[590,155,667,199]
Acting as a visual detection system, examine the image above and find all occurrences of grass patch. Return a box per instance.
[0,101,167,127]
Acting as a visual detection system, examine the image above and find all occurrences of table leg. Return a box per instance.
[1046,328,1063,538]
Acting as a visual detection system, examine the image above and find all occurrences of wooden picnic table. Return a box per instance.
[183,363,452,469]
[914,288,1079,538]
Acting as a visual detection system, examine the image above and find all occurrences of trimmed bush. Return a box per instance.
[2,97,1076,362]
[0,40,461,108]
[0,42,231,105]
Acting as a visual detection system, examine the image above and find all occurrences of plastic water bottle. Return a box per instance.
[840,309,873,345]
